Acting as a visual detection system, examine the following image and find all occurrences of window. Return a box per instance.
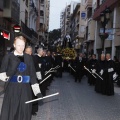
[80,25,85,32]
[81,0,85,5]
[40,10,44,16]
[25,10,28,26]
[4,0,10,8]
[26,0,28,7]
[41,0,44,4]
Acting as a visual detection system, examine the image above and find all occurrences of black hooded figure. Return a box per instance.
[63,35,72,48]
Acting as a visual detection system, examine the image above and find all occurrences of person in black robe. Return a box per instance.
[103,53,115,95]
[51,52,56,79]
[113,56,120,86]
[33,48,47,96]
[25,46,42,116]
[42,49,51,90]
[55,53,63,78]
[0,36,42,120]
[95,54,106,93]
[86,55,92,83]
[88,54,98,85]
[46,50,53,85]
[74,53,84,82]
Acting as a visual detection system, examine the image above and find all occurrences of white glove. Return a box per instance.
[38,63,41,68]
[0,72,9,82]
[36,72,42,80]
[31,83,41,96]
[92,69,96,74]
[113,72,118,80]
[45,71,47,74]
[68,64,70,67]
[108,68,114,72]
[100,69,103,76]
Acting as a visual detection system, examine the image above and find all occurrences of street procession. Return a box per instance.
[0,36,120,120]
[1,0,120,120]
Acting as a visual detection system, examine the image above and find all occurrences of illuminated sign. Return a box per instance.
[1,31,10,40]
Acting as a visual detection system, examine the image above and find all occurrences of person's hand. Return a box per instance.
[100,69,103,75]
[113,72,118,81]
[92,69,96,74]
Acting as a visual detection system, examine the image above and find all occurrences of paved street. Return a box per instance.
[1,72,120,120]
[32,72,120,120]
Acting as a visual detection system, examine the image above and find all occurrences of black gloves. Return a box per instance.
[37,93,43,98]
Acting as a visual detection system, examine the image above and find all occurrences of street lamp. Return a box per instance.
[99,7,111,53]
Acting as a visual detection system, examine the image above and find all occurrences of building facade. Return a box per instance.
[84,0,95,55]
[0,0,20,65]
[38,0,50,47]
[0,0,50,63]
[93,0,120,59]
[60,1,79,48]
[70,3,81,51]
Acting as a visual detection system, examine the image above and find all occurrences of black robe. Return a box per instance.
[0,53,37,120]
[95,60,106,93]
[55,55,63,77]
[88,59,98,85]
[74,57,84,82]
[103,60,115,95]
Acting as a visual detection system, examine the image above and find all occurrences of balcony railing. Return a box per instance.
[21,21,32,38]
[11,0,20,23]
[93,0,118,20]
[0,0,3,11]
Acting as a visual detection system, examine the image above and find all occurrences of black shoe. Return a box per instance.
[32,112,37,116]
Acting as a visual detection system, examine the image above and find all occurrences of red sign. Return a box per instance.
[1,31,10,40]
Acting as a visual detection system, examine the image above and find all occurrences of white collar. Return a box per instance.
[108,59,111,61]
[14,51,23,56]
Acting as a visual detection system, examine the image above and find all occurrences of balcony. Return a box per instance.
[0,0,3,11]
[40,17,44,23]
[85,0,92,9]
[21,21,38,44]
[40,6,44,11]
[41,0,44,5]
[21,21,32,38]
[93,0,119,20]
[3,0,20,24]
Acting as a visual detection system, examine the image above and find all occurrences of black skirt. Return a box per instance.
[0,82,32,120]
